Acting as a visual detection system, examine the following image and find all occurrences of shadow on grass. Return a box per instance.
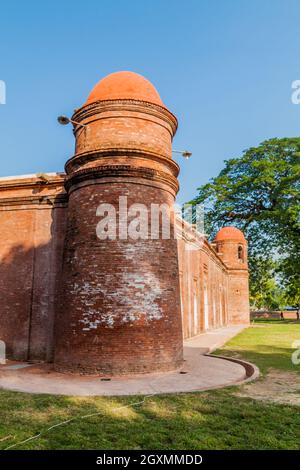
[1,320,299,451]
[213,320,300,374]
[0,387,299,450]
[214,344,300,374]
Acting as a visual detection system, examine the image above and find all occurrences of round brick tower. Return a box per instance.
[54,71,183,375]
[214,227,250,325]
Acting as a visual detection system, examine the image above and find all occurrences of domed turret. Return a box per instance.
[214,226,249,325]
[54,71,183,375]
[214,226,247,269]
[86,71,164,106]
[66,71,178,169]
[215,226,246,243]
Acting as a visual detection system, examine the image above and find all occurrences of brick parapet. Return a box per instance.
[0,174,67,209]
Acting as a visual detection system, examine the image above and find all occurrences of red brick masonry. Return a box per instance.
[0,72,249,375]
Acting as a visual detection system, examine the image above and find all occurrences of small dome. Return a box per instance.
[214,226,246,242]
[85,71,164,106]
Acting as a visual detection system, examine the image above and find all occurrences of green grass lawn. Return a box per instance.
[215,319,300,374]
[0,319,299,450]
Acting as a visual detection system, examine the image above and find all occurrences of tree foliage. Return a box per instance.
[248,257,286,310]
[191,138,300,308]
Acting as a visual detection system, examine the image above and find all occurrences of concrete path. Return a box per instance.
[185,325,246,354]
[0,325,251,396]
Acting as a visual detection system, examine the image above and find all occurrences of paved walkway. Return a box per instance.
[185,325,246,354]
[0,325,252,396]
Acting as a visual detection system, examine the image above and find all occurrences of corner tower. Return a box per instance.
[214,226,250,325]
[54,71,183,375]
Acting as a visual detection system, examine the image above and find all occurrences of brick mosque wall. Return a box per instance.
[177,220,229,339]
[0,174,67,362]
[0,173,249,363]
[0,72,250,374]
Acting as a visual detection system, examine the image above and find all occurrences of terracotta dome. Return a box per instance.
[214,226,246,242]
[85,71,164,106]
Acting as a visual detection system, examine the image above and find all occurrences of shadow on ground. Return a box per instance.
[0,388,299,450]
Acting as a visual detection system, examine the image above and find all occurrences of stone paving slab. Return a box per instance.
[0,325,251,396]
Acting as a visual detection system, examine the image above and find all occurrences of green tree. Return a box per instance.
[249,257,286,310]
[191,137,300,307]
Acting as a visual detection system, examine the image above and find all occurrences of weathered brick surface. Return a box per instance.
[0,176,250,368]
[177,224,250,337]
[54,73,183,375]
[0,175,67,361]
[54,183,183,374]
[213,228,250,326]
[0,72,250,373]
[177,222,229,339]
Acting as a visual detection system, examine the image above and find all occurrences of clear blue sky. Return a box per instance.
[0,0,299,203]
